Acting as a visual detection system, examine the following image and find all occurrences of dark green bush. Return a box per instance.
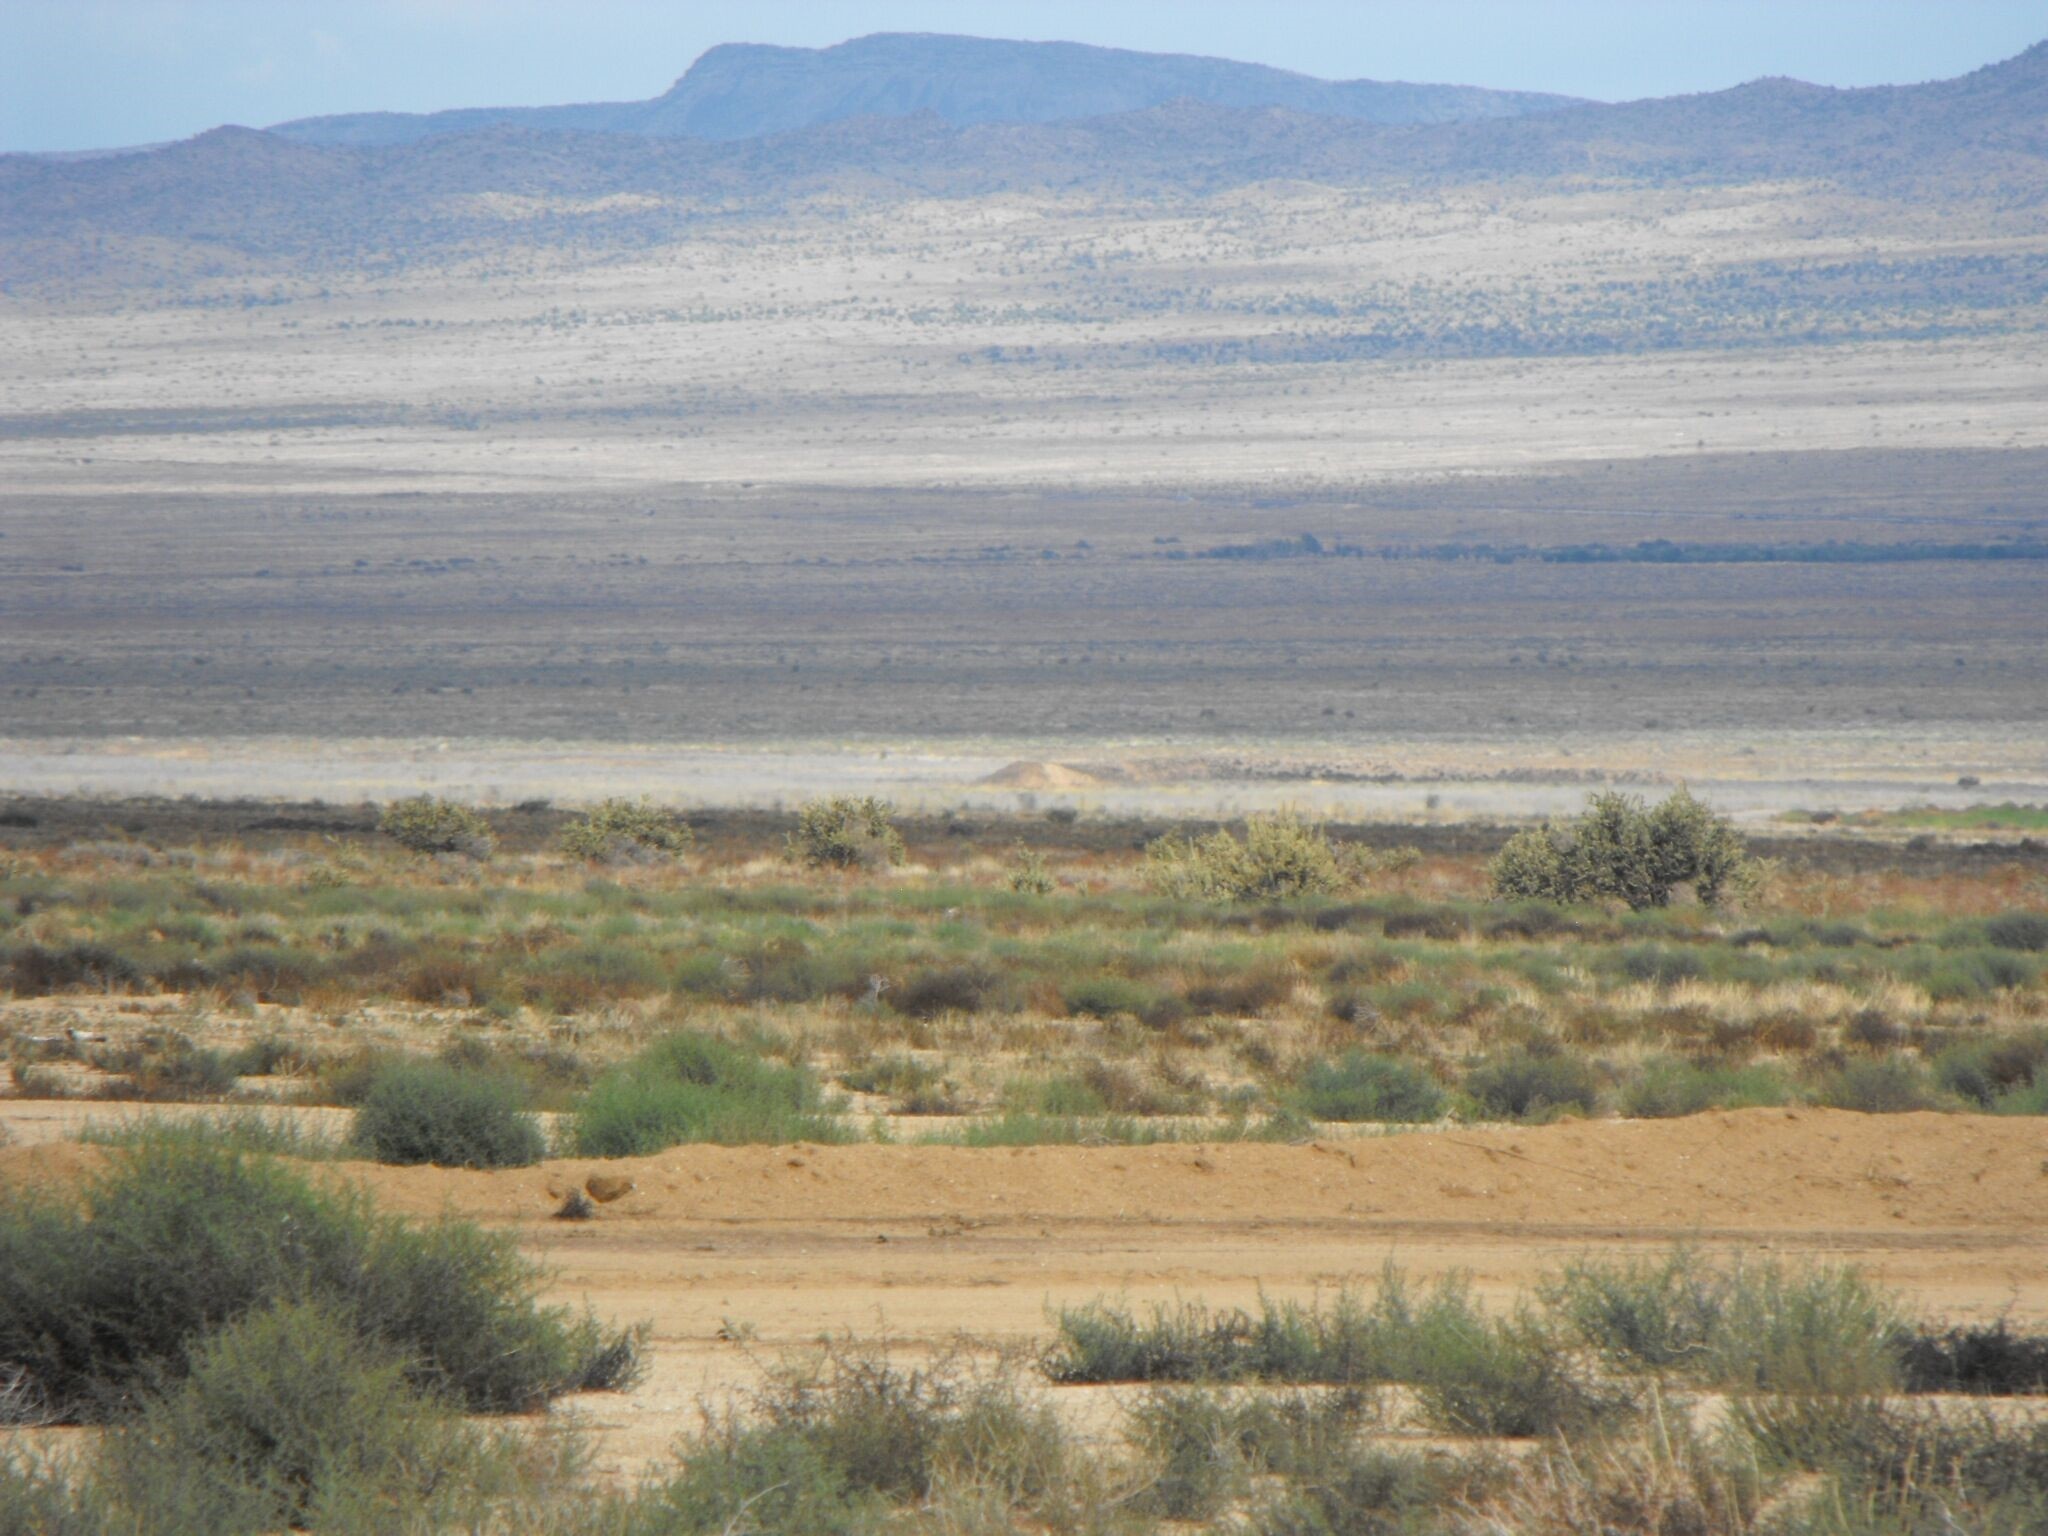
[1294,1051,1446,1123]
[0,1132,633,1420]
[787,796,904,870]
[1934,1030,2048,1109]
[891,964,1010,1020]
[560,798,694,863]
[1464,1048,1602,1121]
[377,795,494,858]
[1060,974,1173,1022]
[1813,1057,1944,1114]
[1897,1318,2048,1395]
[3,941,146,996]
[1489,788,1758,910]
[1617,944,1706,986]
[1984,912,2048,952]
[95,1300,491,1534]
[348,1059,545,1169]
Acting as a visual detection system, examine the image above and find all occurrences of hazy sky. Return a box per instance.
[5,0,2044,152]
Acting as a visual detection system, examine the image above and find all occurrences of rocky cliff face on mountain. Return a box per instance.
[265,32,1582,146]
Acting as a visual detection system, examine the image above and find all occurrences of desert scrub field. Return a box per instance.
[1,1154,2041,1536]
[2,796,2046,1152]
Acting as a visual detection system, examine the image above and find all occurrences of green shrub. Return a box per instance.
[891,964,1011,1020]
[1143,811,1356,901]
[377,795,494,858]
[1541,1249,1731,1370]
[1984,911,2048,952]
[1409,1307,1626,1438]
[1620,1056,1792,1118]
[1489,788,1758,910]
[787,796,905,870]
[1060,974,1173,1022]
[1933,1030,2048,1109]
[0,1452,96,1534]
[1044,1276,1623,1438]
[1922,947,2038,1001]
[571,1030,848,1155]
[1616,943,1706,986]
[95,1300,493,1535]
[559,798,694,864]
[348,1059,545,1169]
[1006,844,1055,895]
[1465,1048,1602,1121]
[1705,1261,1902,1395]
[1294,1051,1446,1123]
[1813,1057,1944,1114]
[0,1132,634,1420]
[619,1350,1068,1536]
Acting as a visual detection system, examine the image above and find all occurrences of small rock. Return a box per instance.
[585,1174,637,1204]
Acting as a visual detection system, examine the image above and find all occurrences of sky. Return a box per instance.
[5,0,2044,153]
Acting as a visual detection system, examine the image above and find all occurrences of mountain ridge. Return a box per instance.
[265,31,1585,147]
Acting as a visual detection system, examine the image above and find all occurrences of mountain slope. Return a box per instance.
[268,31,1581,146]
[3,40,2042,282]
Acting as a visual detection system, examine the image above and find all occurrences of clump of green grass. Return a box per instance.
[0,1130,637,1421]
[1544,1250,1902,1395]
[1292,1051,1446,1123]
[76,1110,342,1160]
[348,1058,545,1169]
[1044,1269,1629,1437]
[570,1030,849,1155]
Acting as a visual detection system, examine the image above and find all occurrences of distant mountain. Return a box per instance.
[267,32,1582,147]
[4,40,2043,283]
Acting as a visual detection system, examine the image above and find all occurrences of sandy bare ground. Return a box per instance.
[4,732,2044,823]
[6,1108,2042,1478]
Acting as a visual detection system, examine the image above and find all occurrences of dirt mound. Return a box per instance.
[978,760,1105,789]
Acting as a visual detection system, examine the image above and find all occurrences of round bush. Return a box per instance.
[377,795,494,858]
[97,1299,484,1534]
[1295,1052,1446,1123]
[349,1061,545,1169]
[1465,1049,1602,1122]
[560,798,694,863]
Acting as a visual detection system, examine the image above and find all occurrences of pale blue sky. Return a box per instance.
[5,0,2043,152]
